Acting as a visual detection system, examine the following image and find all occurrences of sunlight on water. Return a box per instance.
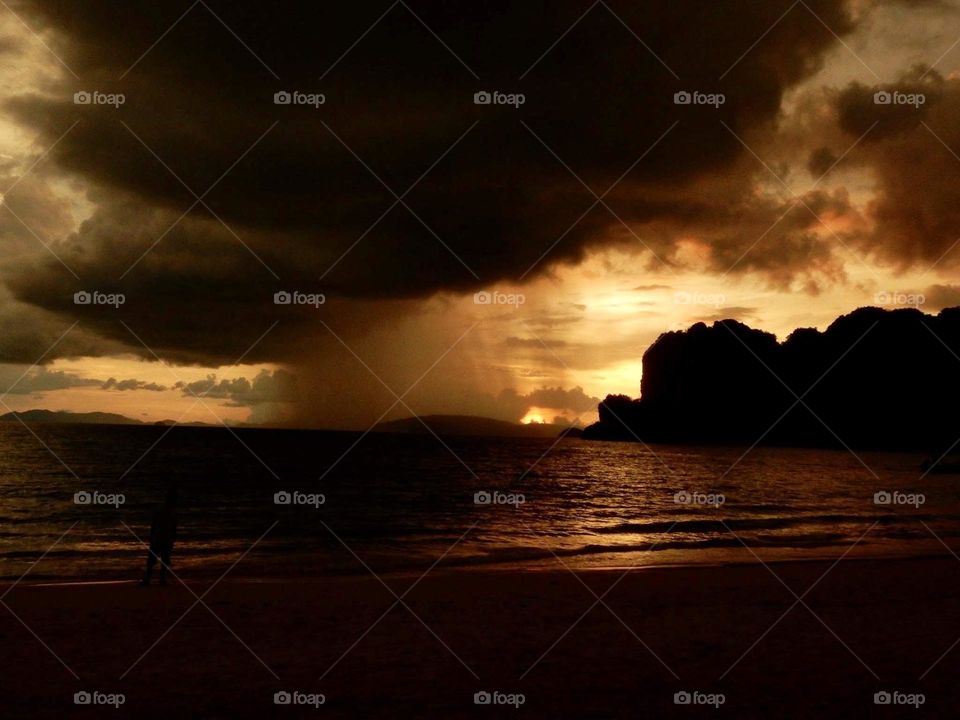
[0,424,952,579]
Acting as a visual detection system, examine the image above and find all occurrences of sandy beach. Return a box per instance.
[2,556,958,718]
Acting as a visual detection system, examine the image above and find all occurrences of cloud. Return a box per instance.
[101,377,166,391]
[465,385,601,422]
[831,67,960,270]
[693,306,761,323]
[523,385,600,414]
[502,336,568,349]
[0,0,861,368]
[923,284,960,309]
[0,365,100,394]
[0,365,171,396]
[174,369,297,407]
[7,0,954,428]
[631,284,672,292]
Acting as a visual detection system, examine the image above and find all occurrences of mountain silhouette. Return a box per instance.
[0,410,216,427]
[0,409,142,425]
[582,306,960,450]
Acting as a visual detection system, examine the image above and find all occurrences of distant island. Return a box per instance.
[374,414,581,439]
[0,410,582,438]
[583,306,960,451]
[0,409,143,425]
[0,410,210,427]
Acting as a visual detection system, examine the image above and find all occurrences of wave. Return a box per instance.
[590,513,941,535]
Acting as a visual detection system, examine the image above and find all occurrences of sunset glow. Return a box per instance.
[0,0,956,432]
[3,2,960,716]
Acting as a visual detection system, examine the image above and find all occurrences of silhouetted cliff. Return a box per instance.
[582,306,960,450]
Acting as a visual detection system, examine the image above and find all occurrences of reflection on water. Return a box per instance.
[0,423,955,579]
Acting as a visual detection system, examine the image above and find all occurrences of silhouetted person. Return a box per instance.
[141,487,178,586]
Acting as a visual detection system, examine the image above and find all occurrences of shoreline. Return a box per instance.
[6,547,960,589]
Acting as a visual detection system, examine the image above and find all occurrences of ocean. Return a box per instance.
[0,423,953,580]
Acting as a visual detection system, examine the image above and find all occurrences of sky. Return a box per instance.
[0,0,959,428]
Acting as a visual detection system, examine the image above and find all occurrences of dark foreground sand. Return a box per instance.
[2,557,959,718]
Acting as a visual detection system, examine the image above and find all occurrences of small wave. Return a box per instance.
[590,513,939,535]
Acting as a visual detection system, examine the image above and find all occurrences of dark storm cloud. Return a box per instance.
[0,0,859,363]
[835,66,944,141]
[831,67,960,270]
[877,0,957,7]
[807,146,838,176]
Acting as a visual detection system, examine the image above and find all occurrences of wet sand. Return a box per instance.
[2,556,959,718]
